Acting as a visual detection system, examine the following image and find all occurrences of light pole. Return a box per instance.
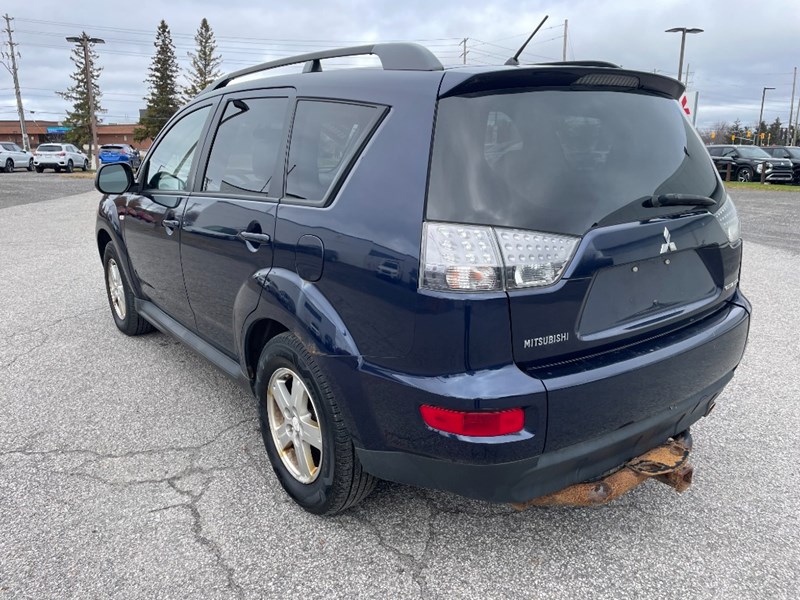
[66,34,104,166]
[665,27,703,82]
[758,86,775,146]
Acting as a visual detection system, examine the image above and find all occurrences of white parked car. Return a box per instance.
[33,143,90,173]
[0,141,34,172]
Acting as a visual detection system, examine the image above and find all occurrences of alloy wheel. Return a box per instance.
[266,367,323,484]
[106,258,127,320]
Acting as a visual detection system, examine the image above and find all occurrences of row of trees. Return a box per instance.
[698,117,797,146]
[58,18,222,148]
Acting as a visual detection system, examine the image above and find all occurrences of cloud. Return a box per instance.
[2,0,799,129]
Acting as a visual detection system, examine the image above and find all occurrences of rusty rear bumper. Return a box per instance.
[513,434,694,509]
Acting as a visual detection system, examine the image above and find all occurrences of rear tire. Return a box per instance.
[103,244,154,336]
[54,166,61,173]
[66,159,74,173]
[3,159,12,173]
[255,332,376,515]
[27,159,34,171]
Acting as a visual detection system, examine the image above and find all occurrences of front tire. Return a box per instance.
[103,244,154,336]
[65,159,74,173]
[737,166,754,182]
[3,159,12,173]
[255,333,376,515]
[82,159,89,171]
[35,166,43,173]
[27,159,34,171]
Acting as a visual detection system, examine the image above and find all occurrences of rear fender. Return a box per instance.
[243,267,360,362]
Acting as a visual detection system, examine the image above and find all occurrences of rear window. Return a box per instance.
[427,90,720,235]
[101,145,123,150]
[38,145,62,152]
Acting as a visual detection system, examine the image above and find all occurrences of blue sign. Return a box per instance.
[46,126,71,134]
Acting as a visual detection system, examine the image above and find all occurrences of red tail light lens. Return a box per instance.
[59,151,66,156]
[420,405,524,437]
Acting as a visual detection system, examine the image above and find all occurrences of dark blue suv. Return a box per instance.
[94,43,750,514]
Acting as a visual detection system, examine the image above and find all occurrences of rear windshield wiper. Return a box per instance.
[644,194,717,208]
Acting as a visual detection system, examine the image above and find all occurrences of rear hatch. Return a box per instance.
[425,66,742,448]
[99,145,125,161]
[36,144,63,158]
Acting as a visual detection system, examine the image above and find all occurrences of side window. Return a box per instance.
[203,97,288,195]
[285,100,381,203]
[144,105,211,192]
[2,143,14,151]
[721,147,736,157]
[707,146,722,157]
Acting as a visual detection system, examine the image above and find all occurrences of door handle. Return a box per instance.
[237,231,271,244]
[163,219,181,229]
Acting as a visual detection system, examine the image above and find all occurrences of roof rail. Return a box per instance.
[536,60,620,68]
[202,42,443,94]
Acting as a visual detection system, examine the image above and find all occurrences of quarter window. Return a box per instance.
[285,100,381,203]
[202,97,288,195]
[144,105,212,191]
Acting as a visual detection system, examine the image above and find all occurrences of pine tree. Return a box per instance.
[183,18,222,101]
[57,33,103,152]
[135,20,181,142]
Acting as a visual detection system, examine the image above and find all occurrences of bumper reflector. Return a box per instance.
[420,405,524,437]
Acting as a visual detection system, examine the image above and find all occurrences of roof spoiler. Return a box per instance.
[439,66,685,100]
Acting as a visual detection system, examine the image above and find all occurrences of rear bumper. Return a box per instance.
[351,296,750,503]
[357,373,727,503]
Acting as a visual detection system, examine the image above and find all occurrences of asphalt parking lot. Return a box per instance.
[0,170,95,210]
[0,178,798,599]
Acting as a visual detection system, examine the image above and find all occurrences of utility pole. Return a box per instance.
[2,14,30,151]
[788,67,796,145]
[66,33,104,166]
[758,86,775,147]
[460,38,468,65]
[562,19,568,61]
[793,96,800,146]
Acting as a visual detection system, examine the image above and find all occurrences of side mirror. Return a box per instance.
[95,162,134,195]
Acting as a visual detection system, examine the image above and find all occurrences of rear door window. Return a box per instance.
[202,96,288,195]
[284,100,382,204]
[427,89,720,236]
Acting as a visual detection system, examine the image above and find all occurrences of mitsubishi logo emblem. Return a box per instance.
[660,227,677,254]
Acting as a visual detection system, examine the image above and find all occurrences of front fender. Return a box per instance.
[96,194,144,298]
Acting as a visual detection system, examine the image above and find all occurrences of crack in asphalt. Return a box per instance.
[1,418,255,598]
[0,418,254,461]
[0,306,106,343]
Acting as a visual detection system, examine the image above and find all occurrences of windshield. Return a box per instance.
[38,145,62,152]
[427,89,721,236]
[736,147,771,159]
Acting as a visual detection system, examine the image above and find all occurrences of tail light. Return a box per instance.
[421,222,580,292]
[714,195,741,243]
[59,151,66,156]
[420,405,524,437]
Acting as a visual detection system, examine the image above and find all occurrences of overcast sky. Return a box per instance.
[1,0,799,130]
